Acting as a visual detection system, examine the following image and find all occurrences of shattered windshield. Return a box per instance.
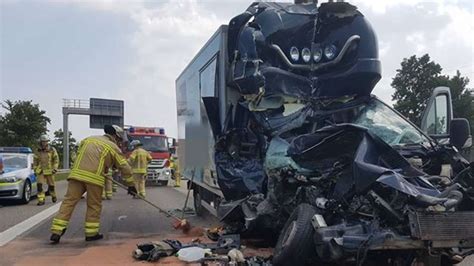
[352,99,429,146]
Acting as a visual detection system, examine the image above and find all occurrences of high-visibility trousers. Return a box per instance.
[171,168,181,187]
[133,173,146,197]
[37,174,56,203]
[102,177,113,199]
[50,179,103,237]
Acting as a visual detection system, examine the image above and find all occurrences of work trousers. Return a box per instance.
[133,173,146,197]
[173,170,181,187]
[37,174,55,203]
[51,179,103,237]
[102,176,113,200]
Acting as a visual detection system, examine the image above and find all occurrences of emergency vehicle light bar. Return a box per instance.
[0,147,33,153]
[127,127,165,135]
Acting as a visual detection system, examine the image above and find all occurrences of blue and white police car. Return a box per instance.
[0,147,37,204]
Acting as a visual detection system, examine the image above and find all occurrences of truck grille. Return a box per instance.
[148,159,165,169]
[409,212,474,241]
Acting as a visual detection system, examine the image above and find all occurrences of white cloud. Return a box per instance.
[4,0,473,141]
[69,0,474,137]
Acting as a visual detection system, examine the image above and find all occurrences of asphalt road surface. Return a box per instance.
[1,180,473,266]
[0,180,220,265]
[0,180,69,233]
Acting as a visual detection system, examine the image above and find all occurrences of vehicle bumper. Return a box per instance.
[146,168,172,183]
[0,181,24,200]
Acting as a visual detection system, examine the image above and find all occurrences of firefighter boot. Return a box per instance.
[50,186,57,203]
[37,183,45,206]
[49,228,67,244]
[85,234,104,242]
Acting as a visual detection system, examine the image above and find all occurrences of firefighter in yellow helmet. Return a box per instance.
[34,134,59,206]
[170,155,180,187]
[50,125,134,244]
[128,140,152,198]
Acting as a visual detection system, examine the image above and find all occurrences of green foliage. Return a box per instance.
[51,129,78,168]
[392,54,473,136]
[0,100,51,148]
[391,54,442,126]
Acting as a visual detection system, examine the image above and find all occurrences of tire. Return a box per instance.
[193,187,205,217]
[157,180,168,186]
[20,180,32,204]
[273,203,317,266]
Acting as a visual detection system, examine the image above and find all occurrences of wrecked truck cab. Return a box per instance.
[176,0,473,265]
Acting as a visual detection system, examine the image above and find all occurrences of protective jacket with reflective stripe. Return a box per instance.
[69,135,132,187]
[128,147,152,174]
[33,146,59,175]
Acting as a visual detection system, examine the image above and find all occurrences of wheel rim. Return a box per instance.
[282,221,297,248]
[194,191,202,211]
[24,182,31,201]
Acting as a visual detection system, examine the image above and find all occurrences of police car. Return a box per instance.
[0,147,37,204]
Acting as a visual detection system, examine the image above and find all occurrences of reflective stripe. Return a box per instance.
[0,180,22,186]
[123,176,134,185]
[51,218,69,234]
[70,169,104,187]
[96,146,110,176]
[132,169,147,174]
[34,148,58,175]
[73,140,88,170]
[84,222,100,236]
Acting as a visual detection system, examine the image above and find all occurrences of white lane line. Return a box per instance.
[0,201,62,246]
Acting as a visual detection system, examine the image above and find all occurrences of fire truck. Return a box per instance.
[125,126,173,186]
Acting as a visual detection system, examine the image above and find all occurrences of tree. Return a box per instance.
[0,100,51,148]
[392,54,474,135]
[391,54,442,126]
[51,129,78,168]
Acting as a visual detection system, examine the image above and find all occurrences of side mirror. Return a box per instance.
[450,118,472,150]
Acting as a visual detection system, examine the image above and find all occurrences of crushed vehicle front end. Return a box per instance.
[208,1,474,265]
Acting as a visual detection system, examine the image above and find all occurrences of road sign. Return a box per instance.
[89,98,124,129]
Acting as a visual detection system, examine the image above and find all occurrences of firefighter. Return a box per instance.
[34,134,59,206]
[50,125,135,244]
[170,155,180,187]
[102,167,113,200]
[128,140,152,198]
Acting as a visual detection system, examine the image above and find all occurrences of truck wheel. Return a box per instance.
[273,203,317,266]
[20,180,32,204]
[193,187,205,216]
[158,180,168,186]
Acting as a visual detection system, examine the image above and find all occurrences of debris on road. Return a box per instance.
[108,176,194,234]
[132,233,273,265]
[177,246,209,262]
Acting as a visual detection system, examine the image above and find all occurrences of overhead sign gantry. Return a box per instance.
[62,98,124,169]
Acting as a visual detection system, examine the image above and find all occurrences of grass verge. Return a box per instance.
[54,172,69,182]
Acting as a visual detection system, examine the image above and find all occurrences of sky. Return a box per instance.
[1,0,473,141]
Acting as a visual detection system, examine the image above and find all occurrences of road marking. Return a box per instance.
[0,202,62,246]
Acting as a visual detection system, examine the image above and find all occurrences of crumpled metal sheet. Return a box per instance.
[215,152,266,201]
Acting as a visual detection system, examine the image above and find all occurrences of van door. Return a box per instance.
[421,86,453,140]
[421,87,472,156]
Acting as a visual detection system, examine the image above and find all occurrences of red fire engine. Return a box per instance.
[125,126,173,186]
